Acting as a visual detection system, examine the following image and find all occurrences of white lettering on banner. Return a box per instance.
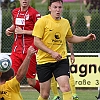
[15,18,25,25]
[69,57,100,87]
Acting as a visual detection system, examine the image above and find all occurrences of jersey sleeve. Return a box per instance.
[66,28,73,38]
[32,10,41,23]
[66,21,73,38]
[32,18,45,38]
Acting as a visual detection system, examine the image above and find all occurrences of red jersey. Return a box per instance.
[12,6,41,54]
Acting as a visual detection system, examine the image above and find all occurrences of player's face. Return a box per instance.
[49,1,63,20]
[19,0,31,8]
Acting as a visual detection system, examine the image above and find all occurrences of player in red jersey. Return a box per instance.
[5,0,41,93]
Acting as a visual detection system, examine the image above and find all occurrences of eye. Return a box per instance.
[59,6,62,9]
[54,6,57,9]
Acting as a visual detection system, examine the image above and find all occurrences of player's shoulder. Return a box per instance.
[41,14,50,20]
[61,17,70,23]
[28,6,41,18]
[12,7,20,13]
[29,6,40,14]
[34,15,47,25]
[61,17,69,21]
[37,15,48,22]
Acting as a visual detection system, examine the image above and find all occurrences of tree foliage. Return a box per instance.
[89,12,100,52]
[74,12,88,53]
[85,0,100,13]
[62,5,73,32]
[2,9,14,52]
[30,0,35,8]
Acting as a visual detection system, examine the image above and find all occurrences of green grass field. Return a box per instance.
[21,88,98,100]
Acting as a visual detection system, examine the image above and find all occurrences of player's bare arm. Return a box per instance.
[67,33,96,43]
[16,46,37,82]
[67,42,74,56]
[15,26,32,35]
[67,42,75,64]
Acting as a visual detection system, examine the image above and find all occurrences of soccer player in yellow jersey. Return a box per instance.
[32,0,96,100]
[0,46,37,100]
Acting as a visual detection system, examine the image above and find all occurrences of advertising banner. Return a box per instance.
[70,57,100,87]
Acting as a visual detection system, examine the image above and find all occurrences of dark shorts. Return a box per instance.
[36,58,70,83]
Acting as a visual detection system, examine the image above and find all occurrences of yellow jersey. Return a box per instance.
[0,77,23,100]
[32,14,73,64]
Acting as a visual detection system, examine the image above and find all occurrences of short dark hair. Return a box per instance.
[0,97,4,100]
[0,68,14,82]
[49,0,63,6]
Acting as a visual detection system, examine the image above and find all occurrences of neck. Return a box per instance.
[50,14,61,20]
[51,16,61,20]
[21,6,29,11]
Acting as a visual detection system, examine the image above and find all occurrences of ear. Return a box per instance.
[48,6,51,12]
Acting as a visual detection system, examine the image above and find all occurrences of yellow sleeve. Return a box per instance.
[67,28,73,38]
[32,18,45,38]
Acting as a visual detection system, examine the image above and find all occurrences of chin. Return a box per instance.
[55,17,60,20]
[23,5,27,7]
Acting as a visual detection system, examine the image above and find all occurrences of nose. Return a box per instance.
[56,7,60,11]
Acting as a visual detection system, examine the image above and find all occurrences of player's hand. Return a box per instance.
[70,54,75,64]
[86,33,96,41]
[27,46,37,58]
[5,28,13,36]
[51,51,62,61]
[15,26,23,34]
